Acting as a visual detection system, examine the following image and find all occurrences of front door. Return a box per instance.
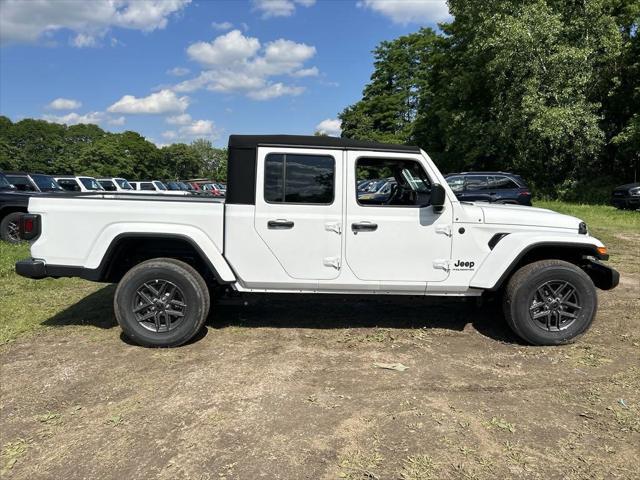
[254,147,343,280]
[345,151,452,283]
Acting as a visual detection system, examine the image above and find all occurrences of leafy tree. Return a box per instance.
[160,143,203,179]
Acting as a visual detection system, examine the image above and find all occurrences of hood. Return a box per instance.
[478,203,581,231]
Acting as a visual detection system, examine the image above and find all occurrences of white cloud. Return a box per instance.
[166,113,192,125]
[291,66,319,78]
[180,119,216,136]
[47,98,82,110]
[0,0,191,45]
[358,0,450,24]
[167,67,190,76]
[71,33,97,48]
[212,21,233,31]
[252,0,316,19]
[42,110,116,127]
[178,30,316,100]
[108,116,126,126]
[315,118,342,137]
[162,130,177,139]
[187,29,261,66]
[247,83,304,101]
[107,89,189,115]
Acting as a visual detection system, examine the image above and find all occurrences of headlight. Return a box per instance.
[578,222,588,235]
[630,187,640,196]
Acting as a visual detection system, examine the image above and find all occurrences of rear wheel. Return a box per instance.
[0,212,23,243]
[503,260,597,345]
[114,258,210,347]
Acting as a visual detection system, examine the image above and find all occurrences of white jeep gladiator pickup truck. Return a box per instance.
[16,135,619,347]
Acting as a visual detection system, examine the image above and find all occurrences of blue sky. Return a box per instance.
[0,0,449,147]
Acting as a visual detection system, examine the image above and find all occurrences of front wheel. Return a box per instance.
[503,260,597,345]
[114,258,210,347]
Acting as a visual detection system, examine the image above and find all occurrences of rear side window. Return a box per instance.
[6,175,36,191]
[489,176,520,189]
[99,180,117,191]
[57,179,81,191]
[264,153,334,204]
[140,182,155,191]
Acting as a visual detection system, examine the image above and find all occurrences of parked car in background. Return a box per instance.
[166,181,195,194]
[444,172,532,206]
[97,178,135,193]
[4,172,66,193]
[357,179,397,204]
[611,182,640,210]
[130,180,189,195]
[54,175,105,192]
[0,171,29,243]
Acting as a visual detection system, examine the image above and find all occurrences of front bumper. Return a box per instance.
[583,259,620,291]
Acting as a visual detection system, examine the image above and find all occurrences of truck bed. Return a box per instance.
[28,194,226,269]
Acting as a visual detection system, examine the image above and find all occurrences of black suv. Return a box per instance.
[611,182,640,210]
[4,172,65,193]
[444,172,532,206]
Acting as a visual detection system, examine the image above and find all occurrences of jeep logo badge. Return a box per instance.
[453,260,475,270]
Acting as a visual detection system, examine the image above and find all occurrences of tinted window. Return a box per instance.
[264,153,334,204]
[79,177,103,190]
[115,178,133,190]
[446,175,464,193]
[465,175,489,191]
[31,174,63,192]
[0,173,13,190]
[489,176,520,189]
[7,175,36,191]
[154,181,167,190]
[140,182,155,191]
[99,180,117,191]
[57,179,81,191]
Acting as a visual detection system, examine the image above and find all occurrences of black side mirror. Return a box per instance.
[431,183,446,213]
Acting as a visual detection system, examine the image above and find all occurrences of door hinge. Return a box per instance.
[325,222,342,235]
[433,259,450,272]
[435,225,452,237]
[323,257,341,269]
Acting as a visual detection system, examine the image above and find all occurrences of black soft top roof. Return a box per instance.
[228,134,420,153]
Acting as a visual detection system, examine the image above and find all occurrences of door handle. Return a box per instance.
[268,219,294,229]
[351,221,378,232]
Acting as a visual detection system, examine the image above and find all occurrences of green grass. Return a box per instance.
[0,242,110,345]
[0,201,637,344]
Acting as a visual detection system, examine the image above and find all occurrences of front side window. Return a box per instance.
[31,174,63,192]
[140,182,155,191]
[264,153,334,204]
[446,175,464,193]
[464,175,489,191]
[356,158,432,206]
[99,180,117,191]
[153,181,167,190]
[79,177,103,190]
[115,178,133,190]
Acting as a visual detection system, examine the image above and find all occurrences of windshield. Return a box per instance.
[0,173,14,190]
[153,181,167,190]
[79,177,104,190]
[31,174,64,192]
[115,178,133,190]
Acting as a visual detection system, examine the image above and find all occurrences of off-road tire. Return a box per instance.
[0,212,23,243]
[114,258,210,347]
[503,259,597,345]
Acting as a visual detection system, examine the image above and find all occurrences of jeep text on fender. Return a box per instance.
[15,135,619,347]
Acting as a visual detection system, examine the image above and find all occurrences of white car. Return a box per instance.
[16,134,619,348]
[130,180,189,195]
[97,178,135,193]
[54,176,104,192]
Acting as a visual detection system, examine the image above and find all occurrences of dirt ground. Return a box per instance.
[1,242,639,479]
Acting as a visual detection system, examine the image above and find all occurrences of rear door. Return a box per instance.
[254,147,343,280]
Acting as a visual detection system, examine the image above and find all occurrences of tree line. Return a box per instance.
[0,116,227,181]
[340,0,639,202]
